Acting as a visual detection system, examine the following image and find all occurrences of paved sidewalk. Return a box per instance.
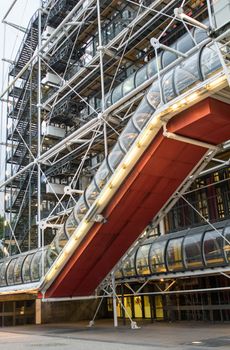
[0,320,230,349]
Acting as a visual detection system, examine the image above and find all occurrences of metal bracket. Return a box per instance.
[163,123,219,151]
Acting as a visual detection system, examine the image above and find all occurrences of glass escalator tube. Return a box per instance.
[14,255,26,285]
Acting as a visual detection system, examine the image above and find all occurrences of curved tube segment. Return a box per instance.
[0,25,224,289]
[117,222,230,279]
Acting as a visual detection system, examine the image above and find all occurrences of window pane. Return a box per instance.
[135,66,148,86]
[203,229,225,266]
[136,245,151,275]
[162,71,176,103]
[122,252,136,277]
[200,45,221,79]
[174,52,200,95]
[14,256,26,284]
[122,74,135,95]
[22,254,34,283]
[0,260,9,286]
[183,233,204,269]
[166,238,184,271]
[119,122,139,151]
[133,97,154,129]
[7,259,17,285]
[31,251,42,282]
[112,84,123,104]
[150,241,167,273]
[108,144,124,171]
[95,160,112,189]
[147,81,160,109]
[65,211,78,238]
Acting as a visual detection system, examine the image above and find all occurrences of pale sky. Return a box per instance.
[0,0,40,214]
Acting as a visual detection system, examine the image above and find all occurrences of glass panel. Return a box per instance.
[183,233,204,269]
[22,254,34,283]
[200,45,221,79]
[54,227,68,252]
[108,144,124,171]
[166,238,184,272]
[65,211,77,238]
[162,71,176,103]
[74,197,88,222]
[136,244,151,275]
[7,259,17,285]
[174,52,200,95]
[176,34,194,53]
[46,244,59,267]
[135,66,148,86]
[133,97,154,129]
[147,81,160,109]
[119,122,139,151]
[122,74,135,96]
[14,256,26,284]
[31,251,42,282]
[161,47,177,68]
[150,241,167,273]
[147,58,157,78]
[193,27,208,44]
[105,93,112,108]
[223,226,230,262]
[203,229,225,266]
[85,182,100,207]
[95,159,112,189]
[112,84,123,104]
[122,252,136,277]
[0,260,9,286]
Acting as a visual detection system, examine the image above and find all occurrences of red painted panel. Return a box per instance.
[45,98,230,298]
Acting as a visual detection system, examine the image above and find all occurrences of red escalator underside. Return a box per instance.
[45,98,230,297]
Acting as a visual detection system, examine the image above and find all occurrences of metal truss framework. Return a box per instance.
[0,0,230,325]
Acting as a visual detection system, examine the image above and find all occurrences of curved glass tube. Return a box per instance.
[122,74,135,96]
[162,70,176,103]
[200,45,222,79]
[149,240,167,273]
[14,255,26,284]
[119,121,139,151]
[22,253,34,283]
[122,251,136,277]
[7,258,17,286]
[65,211,79,238]
[161,45,177,68]
[183,233,204,269]
[174,52,201,95]
[108,144,124,171]
[135,244,151,275]
[176,33,195,54]
[0,260,9,287]
[116,224,230,279]
[95,159,112,188]
[0,24,225,289]
[135,65,148,86]
[203,230,226,266]
[166,237,184,272]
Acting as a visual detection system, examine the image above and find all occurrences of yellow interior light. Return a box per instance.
[186,92,199,103]
[97,186,113,205]
[123,145,141,167]
[206,75,226,90]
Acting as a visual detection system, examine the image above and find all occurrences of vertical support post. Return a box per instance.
[206,0,215,30]
[96,0,108,157]
[112,273,118,327]
[35,299,42,325]
[159,220,165,235]
[37,5,42,248]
